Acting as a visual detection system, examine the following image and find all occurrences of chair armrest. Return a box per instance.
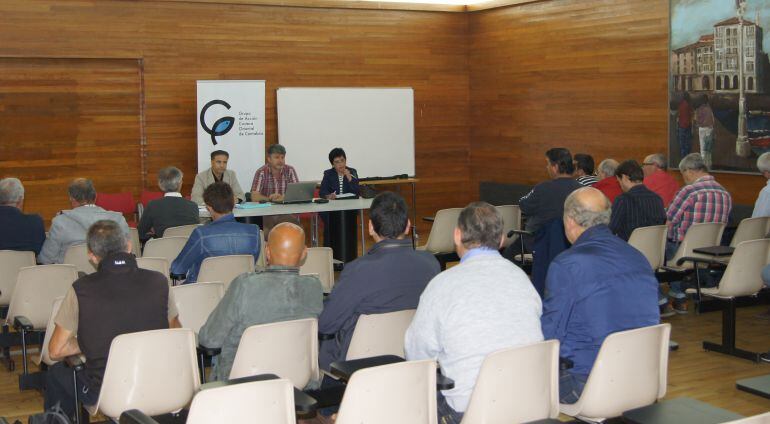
[329,355,405,381]
[170,272,186,281]
[197,345,221,356]
[436,372,455,390]
[318,333,335,341]
[119,409,160,424]
[675,256,728,268]
[13,316,33,332]
[423,216,435,223]
[559,357,574,370]
[65,355,85,372]
[508,229,532,238]
[212,373,318,415]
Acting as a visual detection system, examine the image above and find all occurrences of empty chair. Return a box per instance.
[628,225,667,270]
[665,222,726,270]
[417,208,463,269]
[699,239,770,361]
[335,359,437,424]
[35,297,65,369]
[142,236,188,265]
[129,227,141,258]
[197,255,255,289]
[5,264,78,329]
[346,309,416,360]
[730,216,770,247]
[230,318,319,389]
[95,192,136,221]
[0,250,36,308]
[171,282,225,334]
[559,324,671,422]
[186,379,295,424]
[496,205,522,248]
[63,243,96,275]
[89,328,200,419]
[299,247,334,293]
[462,340,559,424]
[136,257,171,286]
[163,224,200,238]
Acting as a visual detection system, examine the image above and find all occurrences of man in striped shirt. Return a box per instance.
[663,153,732,314]
[609,160,666,241]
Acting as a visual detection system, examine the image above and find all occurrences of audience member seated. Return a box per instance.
[318,192,440,370]
[44,220,179,419]
[320,147,360,199]
[573,153,598,187]
[405,202,543,423]
[39,178,129,264]
[137,166,199,241]
[171,182,260,283]
[593,158,622,202]
[542,187,659,404]
[250,144,300,236]
[662,153,732,315]
[752,152,770,218]
[191,150,245,205]
[609,160,666,241]
[504,148,581,262]
[198,222,323,382]
[642,153,679,208]
[0,178,45,255]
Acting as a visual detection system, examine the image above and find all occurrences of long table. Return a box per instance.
[200,198,374,254]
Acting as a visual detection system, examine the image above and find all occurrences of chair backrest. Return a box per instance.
[129,227,141,258]
[163,224,200,238]
[186,379,295,424]
[5,264,78,328]
[230,318,319,389]
[462,340,559,424]
[335,359,437,424]
[197,255,255,290]
[136,257,171,286]
[63,243,96,275]
[142,236,188,264]
[0,250,36,305]
[170,282,225,334]
[97,328,200,419]
[36,297,65,367]
[627,225,668,270]
[95,192,136,215]
[497,205,522,248]
[730,217,770,247]
[668,222,726,267]
[346,309,416,360]
[299,247,334,293]
[712,239,770,298]
[423,208,462,253]
[567,324,670,420]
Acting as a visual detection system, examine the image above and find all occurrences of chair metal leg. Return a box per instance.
[702,298,759,362]
[199,352,207,383]
[72,369,82,424]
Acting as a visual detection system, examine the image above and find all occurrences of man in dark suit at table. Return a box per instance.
[137,166,199,241]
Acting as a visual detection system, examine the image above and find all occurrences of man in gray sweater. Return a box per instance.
[405,202,544,423]
[39,178,129,264]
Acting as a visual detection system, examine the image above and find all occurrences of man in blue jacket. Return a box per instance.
[318,191,440,371]
[542,187,659,403]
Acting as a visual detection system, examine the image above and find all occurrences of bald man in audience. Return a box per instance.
[198,222,324,382]
[542,188,659,404]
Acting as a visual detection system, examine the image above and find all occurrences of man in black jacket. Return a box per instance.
[137,166,199,241]
[609,160,666,241]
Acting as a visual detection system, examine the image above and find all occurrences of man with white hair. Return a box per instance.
[752,152,770,218]
[137,166,199,241]
[542,187,659,403]
[592,158,622,202]
[0,178,45,255]
[642,153,679,207]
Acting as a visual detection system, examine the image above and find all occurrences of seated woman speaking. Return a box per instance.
[319,147,360,262]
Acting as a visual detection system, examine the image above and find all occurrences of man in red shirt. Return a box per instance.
[642,153,680,208]
[593,159,622,203]
[676,92,693,160]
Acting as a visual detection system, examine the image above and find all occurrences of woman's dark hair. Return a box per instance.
[328,147,346,165]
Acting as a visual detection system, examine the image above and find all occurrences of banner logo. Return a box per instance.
[199,99,235,145]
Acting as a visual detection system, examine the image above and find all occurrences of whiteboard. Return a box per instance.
[277,88,415,181]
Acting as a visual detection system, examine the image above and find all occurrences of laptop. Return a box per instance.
[272,182,316,204]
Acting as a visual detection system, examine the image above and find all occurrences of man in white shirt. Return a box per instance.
[405,202,543,423]
[752,152,770,218]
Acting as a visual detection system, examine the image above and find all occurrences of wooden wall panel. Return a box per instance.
[0,58,142,223]
[0,1,470,235]
[468,0,765,205]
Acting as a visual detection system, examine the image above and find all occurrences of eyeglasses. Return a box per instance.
[642,162,655,166]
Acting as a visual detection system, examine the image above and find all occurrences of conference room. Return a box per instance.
[1,0,770,422]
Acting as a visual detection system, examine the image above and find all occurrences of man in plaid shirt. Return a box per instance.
[662,153,732,315]
[250,144,300,235]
